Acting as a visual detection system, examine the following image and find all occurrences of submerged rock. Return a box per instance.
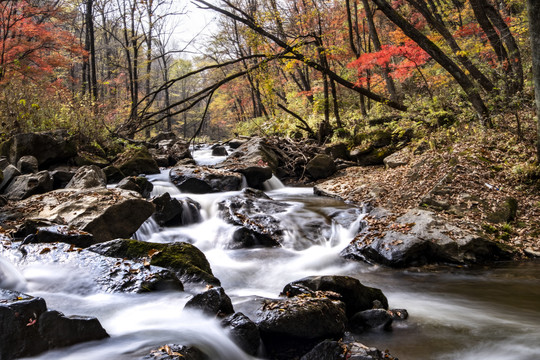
[342,208,512,267]
[0,289,108,360]
[23,225,95,248]
[349,309,393,332]
[169,165,242,194]
[143,344,209,360]
[88,239,220,286]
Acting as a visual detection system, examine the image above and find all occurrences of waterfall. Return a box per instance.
[0,255,27,292]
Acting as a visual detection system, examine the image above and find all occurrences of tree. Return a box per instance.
[527,0,540,161]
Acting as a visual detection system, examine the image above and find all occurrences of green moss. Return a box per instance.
[114,147,159,176]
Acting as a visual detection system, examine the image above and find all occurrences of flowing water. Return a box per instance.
[2,147,539,359]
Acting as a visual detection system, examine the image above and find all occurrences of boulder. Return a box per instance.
[103,165,126,184]
[324,143,349,161]
[73,151,110,168]
[16,155,38,174]
[184,287,234,317]
[113,147,160,176]
[4,171,53,200]
[152,193,201,227]
[211,145,228,156]
[383,146,411,168]
[0,289,109,360]
[38,310,109,348]
[306,154,337,180]
[255,295,347,357]
[342,208,511,267]
[486,197,518,224]
[0,242,183,293]
[169,165,242,194]
[22,225,95,248]
[0,165,21,192]
[65,165,107,189]
[217,188,289,246]
[0,157,8,170]
[50,168,75,189]
[300,340,396,360]
[167,140,193,166]
[88,239,220,286]
[143,344,209,360]
[221,312,261,356]
[228,139,248,149]
[228,227,280,249]
[281,275,388,317]
[216,137,278,189]
[0,130,77,168]
[149,132,178,144]
[117,176,154,198]
[10,188,155,243]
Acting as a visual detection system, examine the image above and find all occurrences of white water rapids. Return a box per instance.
[1,146,538,359]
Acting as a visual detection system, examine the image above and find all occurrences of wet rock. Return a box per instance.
[216,137,278,189]
[349,309,393,332]
[17,155,38,174]
[255,295,347,358]
[11,188,155,243]
[228,139,248,149]
[306,154,337,180]
[23,225,95,248]
[342,208,512,267]
[228,227,280,249]
[211,145,228,156]
[217,188,289,246]
[143,344,209,360]
[0,289,48,359]
[167,140,193,166]
[118,176,154,198]
[4,170,53,200]
[0,130,77,169]
[152,193,201,227]
[103,165,126,184]
[88,239,220,286]
[0,165,21,192]
[65,165,107,189]
[170,165,242,194]
[281,275,388,317]
[0,242,183,293]
[113,147,160,176]
[184,287,234,317]
[221,312,261,356]
[38,310,109,348]
[301,340,396,360]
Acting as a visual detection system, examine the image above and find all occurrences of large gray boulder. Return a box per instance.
[113,147,160,176]
[170,165,242,194]
[10,188,155,243]
[342,208,511,267]
[65,165,107,189]
[0,289,109,360]
[0,130,76,168]
[216,137,278,189]
[4,171,53,200]
[16,155,38,174]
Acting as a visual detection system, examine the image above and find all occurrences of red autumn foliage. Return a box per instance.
[347,40,431,86]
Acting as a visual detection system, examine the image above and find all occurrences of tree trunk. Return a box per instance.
[527,0,540,161]
[85,0,97,100]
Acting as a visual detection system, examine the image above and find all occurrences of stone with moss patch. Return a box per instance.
[88,239,220,286]
[114,147,160,176]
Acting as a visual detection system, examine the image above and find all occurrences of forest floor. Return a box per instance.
[314,119,540,259]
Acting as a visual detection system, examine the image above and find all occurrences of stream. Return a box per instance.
[2,146,540,359]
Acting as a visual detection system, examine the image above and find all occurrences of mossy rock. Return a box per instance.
[114,147,160,176]
[88,239,220,286]
[356,146,397,166]
[487,197,518,224]
[74,151,110,168]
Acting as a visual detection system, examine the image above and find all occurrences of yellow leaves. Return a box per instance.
[156,345,183,357]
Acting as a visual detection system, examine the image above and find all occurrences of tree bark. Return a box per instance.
[527,0,540,161]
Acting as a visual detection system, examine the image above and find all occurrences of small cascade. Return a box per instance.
[263,175,285,191]
[133,217,162,242]
[0,255,27,292]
